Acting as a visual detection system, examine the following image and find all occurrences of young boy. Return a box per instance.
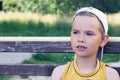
[51,7,120,80]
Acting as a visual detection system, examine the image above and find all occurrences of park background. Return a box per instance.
[0,0,120,80]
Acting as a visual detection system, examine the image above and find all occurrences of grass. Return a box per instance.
[0,11,71,36]
[107,12,120,36]
[107,12,120,27]
[102,54,120,62]
[22,53,120,65]
[0,75,12,80]
[22,53,74,64]
[0,11,120,37]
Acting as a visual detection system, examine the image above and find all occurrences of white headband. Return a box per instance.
[73,7,108,34]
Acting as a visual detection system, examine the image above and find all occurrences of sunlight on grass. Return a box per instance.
[0,11,120,26]
[0,11,71,25]
[0,11,40,24]
[107,12,120,26]
[40,14,58,25]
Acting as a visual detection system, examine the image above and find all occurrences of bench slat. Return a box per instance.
[0,41,120,54]
[0,64,57,76]
[0,64,119,76]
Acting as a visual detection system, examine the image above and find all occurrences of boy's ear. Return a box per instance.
[100,35,109,47]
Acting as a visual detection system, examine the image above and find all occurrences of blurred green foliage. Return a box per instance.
[1,20,120,36]
[0,75,12,80]
[103,54,120,62]
[0,20,71,36]
[22,53,74,64]
[1,0,120,15]
[22,53,120,64]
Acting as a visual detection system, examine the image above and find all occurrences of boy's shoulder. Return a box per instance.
[106,66,120,80]
[53,65,66,74]
[51,65,66,80]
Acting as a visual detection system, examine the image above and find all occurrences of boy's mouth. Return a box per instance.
[76,45,87,51]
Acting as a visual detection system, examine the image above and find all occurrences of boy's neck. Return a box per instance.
[75,55,97,73]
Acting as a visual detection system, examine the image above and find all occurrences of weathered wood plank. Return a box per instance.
[104,42,120,53]
[0,41,72,52]
[0,64,119,76]
[0,41,120,54]
[0,64,57,76]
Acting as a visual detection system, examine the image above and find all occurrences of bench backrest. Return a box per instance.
[0,37,120,76]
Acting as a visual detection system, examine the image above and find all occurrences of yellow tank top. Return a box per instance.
[61,58,108,80]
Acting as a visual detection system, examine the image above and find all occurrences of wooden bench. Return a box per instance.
[0,37,120,76]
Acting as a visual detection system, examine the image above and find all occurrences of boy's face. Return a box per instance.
[71,16,105,57]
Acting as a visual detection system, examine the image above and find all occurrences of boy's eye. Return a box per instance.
[73,31,79,34]
[86,32,94,36]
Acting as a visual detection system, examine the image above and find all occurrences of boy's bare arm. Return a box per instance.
[106,67,120,80]
[51,65,66,80]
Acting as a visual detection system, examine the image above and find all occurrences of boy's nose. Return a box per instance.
[78,35,85,43]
